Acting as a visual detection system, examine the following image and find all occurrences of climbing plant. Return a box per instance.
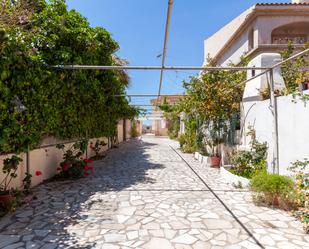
[0,0,138,154]
[280,41,309,94]
[159,98,180,139]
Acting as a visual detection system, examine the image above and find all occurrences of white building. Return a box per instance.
[203,0,309,174]
[204,0,309,66]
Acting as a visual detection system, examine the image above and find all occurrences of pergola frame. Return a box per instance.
[51,48,309,175]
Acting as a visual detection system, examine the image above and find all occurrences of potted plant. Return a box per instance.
[0,155,23,205]
[207,119,227,168]
[208,140,221,168]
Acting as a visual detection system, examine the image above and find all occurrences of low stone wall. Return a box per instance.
[0,119,132,189]
[194,152,209,166]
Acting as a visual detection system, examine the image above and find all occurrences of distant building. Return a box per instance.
[150,96,183,136]
[203,0,309,66]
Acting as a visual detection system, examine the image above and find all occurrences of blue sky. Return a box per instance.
[66,0,289,108]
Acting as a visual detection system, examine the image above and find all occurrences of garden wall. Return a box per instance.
[241,90,309,175]
[0,119,132,189]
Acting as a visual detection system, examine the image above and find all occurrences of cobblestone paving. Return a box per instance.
[0,136,308,249]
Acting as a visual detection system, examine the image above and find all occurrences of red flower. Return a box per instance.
[56,167,62,171]
[64,161,69,167]
[63,165,69,171]
[35,171,42,176]
[85,172,89,176]
[88,166,94,171]
[84,159,93,164]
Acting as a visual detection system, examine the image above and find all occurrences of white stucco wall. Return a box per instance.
[0,121,128,189]
[125,119,132,140]
[243,53,285,99]
[217,29,251,66]
[204,7,254,62]
[242,91,309,175]
[204,8,309,66]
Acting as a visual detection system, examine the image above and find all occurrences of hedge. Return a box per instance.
[0,0,138,153]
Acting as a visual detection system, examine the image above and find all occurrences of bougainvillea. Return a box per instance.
[0,0,138,154]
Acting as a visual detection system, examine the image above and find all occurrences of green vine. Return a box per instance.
[0,0,138,154]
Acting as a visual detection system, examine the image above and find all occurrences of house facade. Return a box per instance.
[202,0,309,173]
[204,0,309,66]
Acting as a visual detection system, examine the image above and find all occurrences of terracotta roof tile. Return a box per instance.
[256,3,309,6]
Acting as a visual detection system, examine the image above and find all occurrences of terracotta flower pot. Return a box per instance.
[210,156,221,168]
[272,195,279,207]
[0,193,15,206]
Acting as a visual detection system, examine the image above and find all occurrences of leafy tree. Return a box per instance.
[178,59,246,153]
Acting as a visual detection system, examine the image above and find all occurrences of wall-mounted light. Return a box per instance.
[10,95,26,113]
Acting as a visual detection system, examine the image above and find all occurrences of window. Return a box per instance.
[248,29,254,50]
[252,66,256,77]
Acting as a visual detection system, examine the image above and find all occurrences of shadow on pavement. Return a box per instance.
[0,139,164,248]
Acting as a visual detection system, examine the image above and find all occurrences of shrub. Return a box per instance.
[56,140,93,179]
[90,139,107,158]
[178,133,197,153]
[131,121,139,138]
[230,128,267,178]
[177,117,198,153]
[289,159,309,233]
[167,114,180,140]
[250,172,295,208]
[0,155,23,194]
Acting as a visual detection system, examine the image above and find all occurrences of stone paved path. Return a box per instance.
[0,136,308,249]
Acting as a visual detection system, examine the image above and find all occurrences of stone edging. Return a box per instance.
[220,166,250,187]
[194,152,209,165]
[194,151,250,187]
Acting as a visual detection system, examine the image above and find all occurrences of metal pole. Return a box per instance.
[157,0,173,99]
[26,145,30,174]
[51,65,268,71]
[268,69,279,174]
[115,94,186,97]
[129,104,176,106]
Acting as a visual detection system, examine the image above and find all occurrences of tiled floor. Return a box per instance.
[0,136,308,249]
